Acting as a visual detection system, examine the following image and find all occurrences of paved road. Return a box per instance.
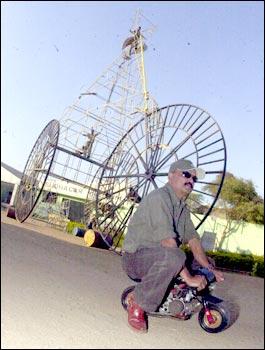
[1,220,264,349]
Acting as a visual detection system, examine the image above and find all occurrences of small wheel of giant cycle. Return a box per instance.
[198,303,230,333]
[121,285,135,311]
[15,119,60,222]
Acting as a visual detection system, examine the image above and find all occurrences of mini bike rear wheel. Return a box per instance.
[198,303,230,333]
[121,286,135,311]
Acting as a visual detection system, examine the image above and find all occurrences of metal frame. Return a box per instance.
[14,12,227,257]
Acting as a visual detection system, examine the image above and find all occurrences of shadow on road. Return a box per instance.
[223,296,240,330]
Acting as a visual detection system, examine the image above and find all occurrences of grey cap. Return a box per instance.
[169,159,205,179]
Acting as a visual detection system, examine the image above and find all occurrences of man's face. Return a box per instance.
[169,169,197,198]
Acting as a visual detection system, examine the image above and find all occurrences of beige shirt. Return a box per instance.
[123,182,200,253]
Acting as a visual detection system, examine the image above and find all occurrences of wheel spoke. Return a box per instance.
[102,173,147,179]
[128,133,148,170]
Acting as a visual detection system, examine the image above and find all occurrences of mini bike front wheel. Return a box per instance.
[198,303,230,333]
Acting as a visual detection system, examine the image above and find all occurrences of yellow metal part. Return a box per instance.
[84,229,96,246]
[138,32,149,114]
[25,183,32,191]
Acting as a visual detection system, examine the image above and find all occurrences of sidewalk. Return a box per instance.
[1,209,87,248]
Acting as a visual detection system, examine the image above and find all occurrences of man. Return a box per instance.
[122,159,224,333]
[77,128,99,159]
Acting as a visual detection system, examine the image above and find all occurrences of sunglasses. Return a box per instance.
[182,171,198,183]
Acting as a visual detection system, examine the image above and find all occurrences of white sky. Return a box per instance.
[1,1,264,197]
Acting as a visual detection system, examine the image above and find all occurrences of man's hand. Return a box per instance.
[188,238,225,283]
[179,267,207,291]
[206,259,224,281]
[185,275,207,291]
[212,269,224,282]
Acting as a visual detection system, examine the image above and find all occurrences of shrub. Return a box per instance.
[251,256,264,277]
[207,251,255,272]
[66,221,86,234]
[181,245,264,278]
[112,233,124,248]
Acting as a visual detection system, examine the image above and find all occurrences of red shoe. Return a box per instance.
[127,292,148,333]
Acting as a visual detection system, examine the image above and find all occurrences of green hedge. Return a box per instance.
[207,251,264,277]
[181,245,264,278]
[112,234,124,248]
[66,221,86,234]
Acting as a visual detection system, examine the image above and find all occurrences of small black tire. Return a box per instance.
[198,303,230,333]
[121,286,135,311]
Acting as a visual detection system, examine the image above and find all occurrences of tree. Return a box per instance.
[186,192,205,213]
[204,172,264,249]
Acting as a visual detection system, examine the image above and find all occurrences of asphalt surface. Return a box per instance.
[1,217,264,349]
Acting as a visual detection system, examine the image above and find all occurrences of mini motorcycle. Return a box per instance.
[121,267,230,333]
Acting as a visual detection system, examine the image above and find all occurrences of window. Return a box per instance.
[68,200,85,222]
[42,191,57,204]
[1,182,14,204]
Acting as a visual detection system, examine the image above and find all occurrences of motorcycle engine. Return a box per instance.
[168,299,185,315]
[158,286,188,316]
[158,284,202,317]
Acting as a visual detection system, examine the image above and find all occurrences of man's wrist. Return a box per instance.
[206,263,215,271]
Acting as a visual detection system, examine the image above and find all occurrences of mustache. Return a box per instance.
[184,182,193,189]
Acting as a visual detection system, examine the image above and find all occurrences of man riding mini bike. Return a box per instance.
[121,159,226,333]
[121,255,230,333]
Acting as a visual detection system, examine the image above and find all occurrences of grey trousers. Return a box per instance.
[122,246,186,312]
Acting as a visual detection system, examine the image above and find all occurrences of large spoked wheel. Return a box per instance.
[15,119,60,222]
[95,104,227,251]
[198,303,230,333]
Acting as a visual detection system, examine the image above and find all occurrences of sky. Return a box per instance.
[1,1,264,197]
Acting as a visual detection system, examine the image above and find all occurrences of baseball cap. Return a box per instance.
[169,159,205,180]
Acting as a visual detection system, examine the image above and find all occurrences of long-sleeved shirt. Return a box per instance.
[122,182,200,253]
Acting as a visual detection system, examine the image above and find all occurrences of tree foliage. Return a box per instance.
[186,192,204,213]
[204,172,264,225]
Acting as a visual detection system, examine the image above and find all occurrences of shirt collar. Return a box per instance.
[164,182,185,207]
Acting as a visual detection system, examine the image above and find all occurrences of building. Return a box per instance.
[1,162,90,223]
[1,162,23,206]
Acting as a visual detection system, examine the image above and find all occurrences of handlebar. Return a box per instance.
[193,267,216,284]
